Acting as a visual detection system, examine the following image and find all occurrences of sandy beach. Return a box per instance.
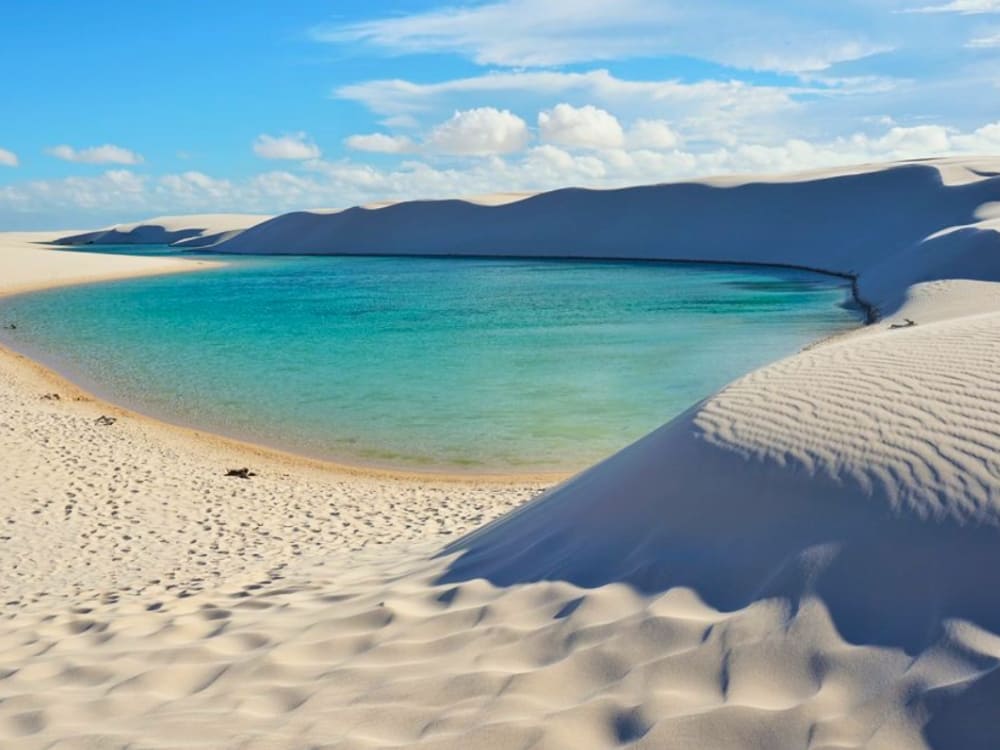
[0,233,546,748]
[3,157,1000,749]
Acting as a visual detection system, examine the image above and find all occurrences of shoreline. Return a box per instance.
[207,247,878,318]
[0,235,568,485]
[1,243,862,484]
[0,233,222,297]
[0,340,570,486]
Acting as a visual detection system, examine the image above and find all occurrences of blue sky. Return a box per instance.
[2,0,999,228]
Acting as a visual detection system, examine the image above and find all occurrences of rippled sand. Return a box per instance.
[4,157,1000,749]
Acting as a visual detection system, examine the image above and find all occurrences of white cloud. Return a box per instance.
[315,0,885,73]
[46,144,143,165]
[0,148,17,167]
[252,132,321,160]
[351,109,683,161]
[903,0,1000,13]
[538,103,625,149]
[314,0,674,67]
[952,120,1000,149]
[335,70,802,144]
[349,108,682,157]
[156,171,233,202]
[7,120,1000,222]
[379,114,420,129]
[0,170,147,213]
[345,133,415,153]
[277,118,1000,201]
[967,30,1000,46]
[425,107,529,155]
[626,119,682,150]
[751,41,893,75]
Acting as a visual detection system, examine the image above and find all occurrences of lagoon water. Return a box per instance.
[1,249,859,472]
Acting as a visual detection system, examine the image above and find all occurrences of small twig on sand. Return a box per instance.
[889,318,916,330]
[95,415,117,426]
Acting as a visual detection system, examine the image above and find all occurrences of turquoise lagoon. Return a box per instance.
[0,249,860,472]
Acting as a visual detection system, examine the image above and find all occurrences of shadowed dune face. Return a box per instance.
[441,312,1000,658]
[213,163,1000,315]
[54,214,270,248]
[56,224,206,246]
[924,666,1000,750]
[860,223,1000,313]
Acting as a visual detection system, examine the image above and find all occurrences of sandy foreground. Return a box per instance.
[0,234,546,749]
[3,158,1000,749]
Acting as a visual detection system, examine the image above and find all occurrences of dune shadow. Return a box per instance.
[435,404,1000,651]
[54,224,207,247]
[435,418,1000,750]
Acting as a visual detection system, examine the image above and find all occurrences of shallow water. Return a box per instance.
[0,248,860,472]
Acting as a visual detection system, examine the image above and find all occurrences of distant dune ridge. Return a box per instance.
[4,155,1000,749]
[208,156,1000,318]
[53,213,270,248]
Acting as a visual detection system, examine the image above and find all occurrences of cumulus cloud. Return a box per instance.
[253,132,321,160]
[350,109,682,161]
[952,120,1000,149]
[334,70,807,150]
[0,148,17,167]
[538,104,625,149]
[270,118,1000,201]
[626,119,682,150]
[345,133,415,153]
[6,120,1000,222]
[425,107,529,155]
[46,144,143,165]
[156,171,233,202]
[0,170,146,213]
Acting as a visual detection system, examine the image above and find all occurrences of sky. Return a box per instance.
[1,0,999,229]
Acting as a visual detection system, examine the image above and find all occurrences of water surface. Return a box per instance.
[0,248,859,472]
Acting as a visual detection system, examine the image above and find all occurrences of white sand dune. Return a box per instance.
[3,156,1000,748]
[0,232,217,296]
[212,156,1000,316]
[53,213,271,248]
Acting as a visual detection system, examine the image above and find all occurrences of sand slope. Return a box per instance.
[54,214,271,248]
[213,156,1000,317]
[0,232,217,296]
[445,299,1000,634]
[4,158,1000,748]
